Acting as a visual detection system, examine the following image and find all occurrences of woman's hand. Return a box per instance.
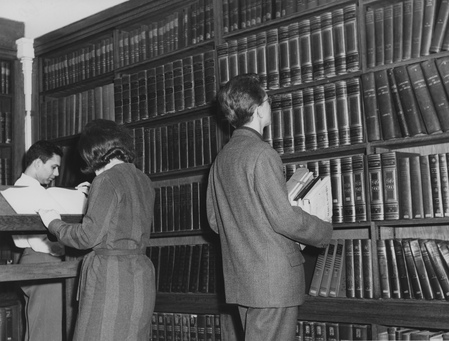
[38,209,61,228]
[75,181,91,196]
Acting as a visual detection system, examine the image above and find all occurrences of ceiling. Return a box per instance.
[1,0,129,39]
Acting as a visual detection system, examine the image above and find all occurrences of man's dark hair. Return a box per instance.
[78,119,135,174]
[217,73,266,128]
[24,140,63,169]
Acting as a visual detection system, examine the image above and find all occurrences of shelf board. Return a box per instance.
[0,261,80,282]
[301,297,449,329]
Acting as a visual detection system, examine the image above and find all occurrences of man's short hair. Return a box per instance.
[25,140,63,169]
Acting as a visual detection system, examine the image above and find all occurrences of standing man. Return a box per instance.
[12,140,65,341]
[206,74,333,340]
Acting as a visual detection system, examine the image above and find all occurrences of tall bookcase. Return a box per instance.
[1,0,447,339]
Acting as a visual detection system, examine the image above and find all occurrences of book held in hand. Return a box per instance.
[1,186,87,215]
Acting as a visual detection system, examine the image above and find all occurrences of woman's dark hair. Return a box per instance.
[25,140,63,169]
[217,73,266,128]
[78,119,135,173]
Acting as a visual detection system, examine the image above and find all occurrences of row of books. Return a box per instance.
[114,51,216,123]
[296,320,371,341]
[118,0,214,69]
[368,151,449,221]
[0,98,12,144]
[218,5,359,89]
[261,78,364,155]
[0,61,10,95]
[0,158,12,186]
[150,312,222,341]
[223,0,339,33]
[40,84,115,140]
[378,238,449,301]
[377,326,449,340]
[362,56,449,142]
[308,239,374,299]
[0,296,21,341]
[152,182,206,234]
[285,156,368,224]
[146,243,222,294]
[365,0,449,68]
[43,37,113,91]
[131,116,219,175]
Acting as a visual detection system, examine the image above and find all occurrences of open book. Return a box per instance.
[1,186,87,215]
[286,168,332,222]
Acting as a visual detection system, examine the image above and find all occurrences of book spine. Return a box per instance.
[330,158,344,223]
[383,5,393,65]
[392,66,427,136]
[420,155,435,218]
[237,37,248,75]
[420,59,449,132]
[387,68,410,138]
[216,43,230,87]
[346,78,364,144]
[288,23,301,85]
[362,239,373,298]
[183,56,194,110]
[367,153,384,220]
[310,15,324,81]
[345,239,355,298]
[428,154,444,217]
[424,239,449,299]
[365,7,375,68]
[419,239,445,300]
[440,153,449,216]
[353,239,364,298]
[411,0,425,58]
[409,155,424,218]
[228,39,238,80]
[278,26,291,88]
[292,90,305,153]
[314,85,328,149]
[398,156,413,219]
[430,0,449,53]
[193,53,206,107]
[420,0,438,56]
[341,157,355,223]
[393,239,413,299]
[386,239,402,298]
[271,94,284,154]
[328,239,345,298]
[344,4,360,72]
[247,34,258,74]
[282,93,294,154]
[402,0,414,59]
[298,19,313,83]
[266,28,280,89]
[332,8,347,75]
[336,81,350,145]
[256,31,268,89]
[377,239,391,298]
[321,12,336,78]
[324,83,340,147]
[309,245,328,296]
[319,239,337,297]
[392,2,403,63]
[361,72,381,141]
[352,154,367,222]
[409,239,434,299]
[374,6,384,66]
[303,88,317,151]
[374,69,402,140]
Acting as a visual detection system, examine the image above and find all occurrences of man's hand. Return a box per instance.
[38,209,61,228]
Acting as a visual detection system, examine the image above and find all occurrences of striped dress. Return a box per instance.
[48,163,156,341]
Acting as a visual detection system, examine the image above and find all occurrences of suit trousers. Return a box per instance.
[20,248,64,341]
[238,305,299,341]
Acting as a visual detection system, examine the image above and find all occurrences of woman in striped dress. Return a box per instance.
[39,119,156,341]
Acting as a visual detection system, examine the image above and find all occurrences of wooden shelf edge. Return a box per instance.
[301,296,449,329]
[0,260,80,282]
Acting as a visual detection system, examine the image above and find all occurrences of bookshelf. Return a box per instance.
[0,0,446,339]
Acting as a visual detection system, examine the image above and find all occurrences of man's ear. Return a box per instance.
[32,158,43,168]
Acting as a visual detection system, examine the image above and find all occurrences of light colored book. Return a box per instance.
[286,167,313,203]
[1,186,87,215]
[296,176,333,222]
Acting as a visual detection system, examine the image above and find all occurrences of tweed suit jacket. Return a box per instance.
[207,127,333,308]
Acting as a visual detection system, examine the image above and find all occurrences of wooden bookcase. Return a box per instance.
[0,0,447,339]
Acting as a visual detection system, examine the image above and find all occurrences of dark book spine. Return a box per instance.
[402,0,414,59]
[345,239,355,298]
[420,0,438,56]
[321,12,336,78]
[335,81,350,145]
[183,56,194,109]
[282,93,294,154]
[332,8,347,75]
[346,78,364,144]
[237,36,248,75]
[383,4,394,65]
[298,19,313,83]
[420,59,449,132]
[428,154,444,217]
[362,239,373,299]
[438,153,449,217]
[365,7,375,68]
[314,85,328,149]
[164,62,175,114]
[374,69,402,140]
[310,15,324,81]
[393,2,404,63]
[324,83,340,147]
[156,65,166,116]
[330,158,344,223]
[216,42,229,87]
[386,239,402,298]
[409,155,425,218]
[344,4,360,72]
[411,0,425,58]
[352,154,367,222]
[430,0,449,53]
[173,59,185,112]
[398,156,413,219]
[404,238,425,300]
[377,239,391,298]
[393,239,413,299]
[292,90,305,153]
[420,155,435,218]
[303,88,317,151]
[409,239,434,299]
[193,53,206,107]
[256,31,268,89]
[247,34,258,74]
[271,94,284,154]
[393,66,427,136]
[278,26,291,88]
[367,153,384,220]
[387,69,410,137]
[419,239,445,300]
[341,156,355,223]
[361,72,381,141]
[374,7,385,66]
[266,28,280,89]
